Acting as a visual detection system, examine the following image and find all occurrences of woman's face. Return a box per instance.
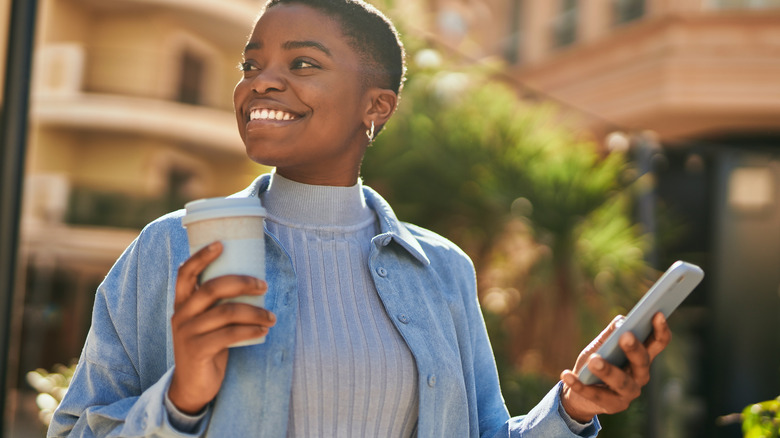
[233,4,377,186]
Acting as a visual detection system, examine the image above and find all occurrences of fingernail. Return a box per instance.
[591,355,605,370]
[208,241,220,251]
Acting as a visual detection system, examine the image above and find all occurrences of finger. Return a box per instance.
[574,315,625,372]
[193,323,272,354]
[176,321,271,360]
[586,354,641,402]
[561,369,619,414]
[179,303,276,338]
[561,369,589,393]
[619,332,651,386]
[175,242,223,308]
[645,312,672,361]
[175,275,267,321]
[589,315,625,351]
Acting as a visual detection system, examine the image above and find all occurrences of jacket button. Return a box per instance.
[397,314,409,324]
[428,374,436,387]
[376,267,388,277]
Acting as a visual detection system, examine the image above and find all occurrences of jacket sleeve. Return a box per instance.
[47,225,211,437]
[489,382,600,437]
[454,255,600,438]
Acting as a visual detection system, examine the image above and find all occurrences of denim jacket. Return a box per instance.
[49,174,600,437]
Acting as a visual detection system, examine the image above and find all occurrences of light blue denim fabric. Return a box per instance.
[49,174,600,437]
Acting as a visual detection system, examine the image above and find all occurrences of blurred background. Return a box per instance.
[1,0,779,436]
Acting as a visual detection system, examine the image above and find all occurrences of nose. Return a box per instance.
[250,66,286,94]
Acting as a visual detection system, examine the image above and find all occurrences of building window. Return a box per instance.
[551,0,578,49]
[163,166,200,212]
[164,32,221,107]
[177,50,206,105]
[614,0,645,24]
[710,0,780,8]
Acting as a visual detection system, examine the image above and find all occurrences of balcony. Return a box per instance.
[511,13,780,141]
[31,92,244,157]
[75,0,262,41]
[29,36,244,156]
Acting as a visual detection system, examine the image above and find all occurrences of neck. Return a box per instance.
[274,156,364,187]
[278,172,359,187]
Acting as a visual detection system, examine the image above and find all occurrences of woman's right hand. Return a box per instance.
[168,241,276,415]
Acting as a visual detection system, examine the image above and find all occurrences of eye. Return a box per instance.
[237,61,259,72]
[291,58,319,70]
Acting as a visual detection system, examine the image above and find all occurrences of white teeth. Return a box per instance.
[250,108,297,121]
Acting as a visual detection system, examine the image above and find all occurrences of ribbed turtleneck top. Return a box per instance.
[260,173,419,437]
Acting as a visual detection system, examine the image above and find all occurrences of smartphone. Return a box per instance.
[577,260,704,385]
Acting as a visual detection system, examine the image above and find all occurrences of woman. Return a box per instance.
[49,0,670,436]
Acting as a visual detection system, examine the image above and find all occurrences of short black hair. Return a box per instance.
[263,0,406,95]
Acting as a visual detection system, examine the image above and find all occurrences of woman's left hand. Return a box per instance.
[559,312,672,423]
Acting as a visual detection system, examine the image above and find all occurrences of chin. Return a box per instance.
[245,152,274,167]
[244,146,288,169]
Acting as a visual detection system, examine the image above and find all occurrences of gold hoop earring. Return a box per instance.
[366,120,375,145]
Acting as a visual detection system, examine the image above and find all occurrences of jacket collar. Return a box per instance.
[238,174,430,266]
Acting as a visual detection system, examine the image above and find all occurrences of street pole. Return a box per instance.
[1,0,39,433]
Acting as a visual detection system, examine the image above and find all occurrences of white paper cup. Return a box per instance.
[182,197,267,346]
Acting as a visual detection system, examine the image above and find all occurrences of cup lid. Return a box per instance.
[181,197,267,226]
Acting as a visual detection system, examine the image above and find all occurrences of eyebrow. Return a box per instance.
[283,40,332,57]
[244,42,261,53]
[243,40,332,57]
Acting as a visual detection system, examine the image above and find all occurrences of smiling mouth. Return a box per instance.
[249,108,301,122]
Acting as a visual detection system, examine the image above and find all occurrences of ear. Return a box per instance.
[363,88,398,132]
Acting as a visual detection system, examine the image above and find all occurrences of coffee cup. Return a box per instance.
[182,197,267,346]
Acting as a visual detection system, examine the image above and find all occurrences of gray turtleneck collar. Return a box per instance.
[259,172,375,228]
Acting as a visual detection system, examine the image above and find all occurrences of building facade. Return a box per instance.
[6,0,267,434]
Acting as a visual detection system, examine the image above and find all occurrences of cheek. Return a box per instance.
[233,79,246,112]
[307,84,359,124]
[298,78,342,108]
[233,79,249,140]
